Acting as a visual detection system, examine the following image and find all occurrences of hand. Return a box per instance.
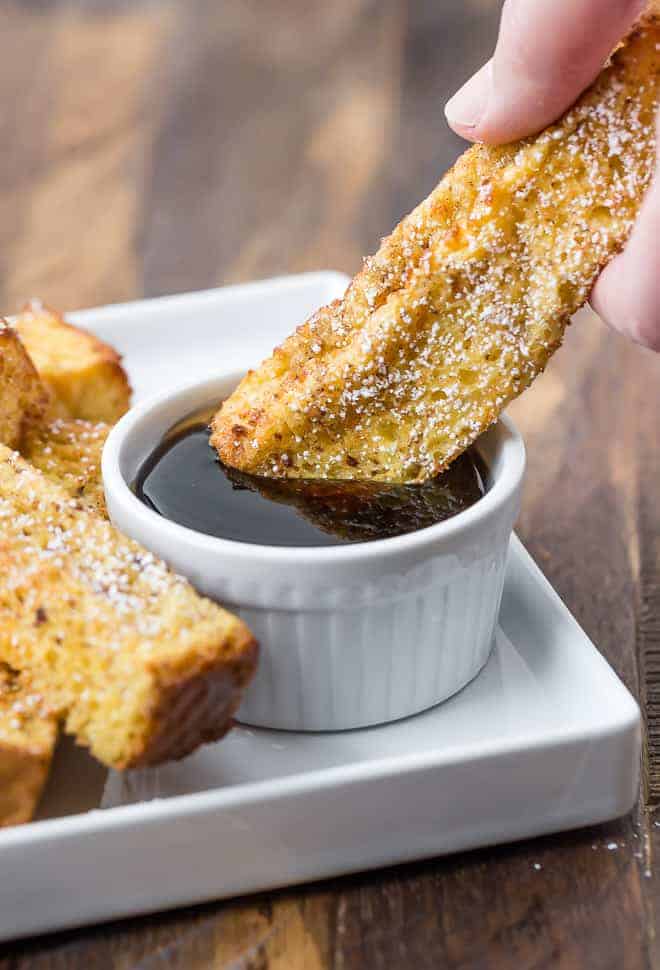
[444,0,660,352]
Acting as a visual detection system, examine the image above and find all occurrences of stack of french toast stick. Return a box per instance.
[0,303,258,827]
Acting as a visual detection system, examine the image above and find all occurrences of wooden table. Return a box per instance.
[1,1,659,966]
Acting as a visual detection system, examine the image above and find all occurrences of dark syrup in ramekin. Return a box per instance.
[134,406,487,548]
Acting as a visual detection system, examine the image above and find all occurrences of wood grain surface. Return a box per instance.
[0,0,659,967]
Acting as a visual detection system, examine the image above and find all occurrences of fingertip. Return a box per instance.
[591,261,660,353]
[590,158,660,354]
[444,62,492,141]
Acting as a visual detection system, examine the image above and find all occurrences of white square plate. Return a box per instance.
[0,273,640,942]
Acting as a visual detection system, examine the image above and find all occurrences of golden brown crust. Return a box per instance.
[0,664,58,827]
[13,301,132,424]
[0,446,257,770]
[0,323,49,449]
[213,20,660,482]
[128,624,258,768]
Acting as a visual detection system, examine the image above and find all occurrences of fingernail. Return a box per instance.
[445,61,492,131]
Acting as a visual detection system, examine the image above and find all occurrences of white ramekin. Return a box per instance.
[103,373,525,732]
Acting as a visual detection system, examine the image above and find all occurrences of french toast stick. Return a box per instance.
[213,17,660,483]
[0,446,257,769]
[0,322,48,449]
[13,301,131,424]
[0,664,57,827]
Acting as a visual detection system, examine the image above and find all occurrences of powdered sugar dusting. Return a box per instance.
[0,446,222,650]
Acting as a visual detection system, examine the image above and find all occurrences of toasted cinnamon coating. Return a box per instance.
[21,417,110,516]
[213,19,660,482]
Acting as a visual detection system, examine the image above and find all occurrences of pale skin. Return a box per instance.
[444,0,660,352]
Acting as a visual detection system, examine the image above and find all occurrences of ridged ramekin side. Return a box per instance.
[236,536,510,731]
